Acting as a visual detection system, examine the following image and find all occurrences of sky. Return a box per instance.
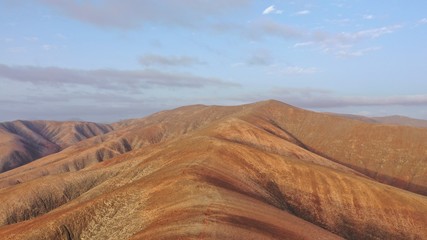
[1,0,427,122]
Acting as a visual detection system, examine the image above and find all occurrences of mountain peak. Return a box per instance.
[0,101,426,239]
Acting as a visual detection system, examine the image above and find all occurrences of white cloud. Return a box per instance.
[263,5,275,15]
[139,54,205,67]
[42,44,57,51]
[342,25,402,40]
[252,20,398,52]
[420,18,427,24]
[294,10,310,16]
[215,19,400,58]
[267,64,318,75]
[217,18,400,58]
[363,15,374,20]
[294,41,314,48]
[313,25,401,56]
[336,47,381,58]
[262,5,282,15]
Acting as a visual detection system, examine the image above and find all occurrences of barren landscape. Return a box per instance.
[0,100,426,239]
[2,1,427,239]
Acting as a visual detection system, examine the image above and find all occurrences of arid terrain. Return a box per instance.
[0,100,426,239]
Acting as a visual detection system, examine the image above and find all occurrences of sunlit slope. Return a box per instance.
[244,100,427,195]
[0,129,425,239]
[0,100,426,239]
[2,101,426,194]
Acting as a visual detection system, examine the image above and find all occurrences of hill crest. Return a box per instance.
[0,100,426,239]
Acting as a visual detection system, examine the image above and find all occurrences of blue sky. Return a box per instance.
[1,0,427,122]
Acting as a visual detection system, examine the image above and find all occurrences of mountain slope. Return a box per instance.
[0,120,113,173]
[0,100,426,239]
[332,113,427,128]
[373,115,427,128]
[3,101,427,194]
[249,101,427,195]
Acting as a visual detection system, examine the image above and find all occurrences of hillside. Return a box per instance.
[0,100,426,239]
[0,121,113,173]
[331,113,427,128]
[373,115,427,128]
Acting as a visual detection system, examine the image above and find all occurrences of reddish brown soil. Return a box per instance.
[0,100,425,239]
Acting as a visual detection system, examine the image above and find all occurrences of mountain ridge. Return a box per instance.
[0,100,426,239]
[0,120,113,173]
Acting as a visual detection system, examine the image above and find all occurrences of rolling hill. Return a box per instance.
[0,100,425,239]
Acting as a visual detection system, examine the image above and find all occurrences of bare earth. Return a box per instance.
[0,100,426,239]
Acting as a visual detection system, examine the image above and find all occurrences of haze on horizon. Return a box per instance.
[0,0,426,122]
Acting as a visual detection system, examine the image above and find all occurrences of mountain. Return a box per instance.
[0,121,113,173]
[330,113,427,128]
[0,100,426,239]
[373,115,427,128]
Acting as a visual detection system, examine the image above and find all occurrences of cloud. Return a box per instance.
[311,25,401,49]
[0,64,238,90]
[311,25,401,56]
[246,19,304,40]
[339,25,402,40]
[0,96,161,122]
[37,0,252,29]
[294,41,314,48]
[294,10,310,16]
[336,47,381,58]
[420,18,427,24]
[326,18,351,26]
[0,63,239,121]
[239,19,399,57]
[4,90,427,122]
[271,87,332,96]
[42,44,57,51]
[233,88,427,109]
[363,14,374,20]
[225,87,331,106]
[302,95,427,108]
[262,5,283,15]
[139,54,205,67]
[267,65,319,75]
[270,89,427,108]
[246,50,273,66]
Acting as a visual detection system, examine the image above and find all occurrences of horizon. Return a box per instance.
[1,1,427,122]
[1,99,427,123]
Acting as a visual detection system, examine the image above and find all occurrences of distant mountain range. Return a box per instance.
[329,113,427,128]
[0,120,113,173]
[0,100,426,239]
